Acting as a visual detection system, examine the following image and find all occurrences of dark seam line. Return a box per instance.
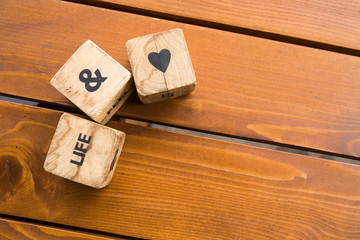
[152,33,170,99]
[0,213,147,240]
[1,94,359,163]
[62,0,360,57]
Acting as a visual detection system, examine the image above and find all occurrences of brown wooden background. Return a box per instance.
[1,0,360,239]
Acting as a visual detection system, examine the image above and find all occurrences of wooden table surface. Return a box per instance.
[1,0,360,239]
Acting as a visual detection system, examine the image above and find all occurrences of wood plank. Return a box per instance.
[90,0,360,51]
[0,217,121,240]
[1,100,360,239]
[1,0,360,158]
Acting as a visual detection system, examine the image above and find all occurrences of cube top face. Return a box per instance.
[51,40,133,124]
[126,28,196,104]
[44,113,125,188]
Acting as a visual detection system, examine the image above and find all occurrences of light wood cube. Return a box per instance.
[51,40,133,124]
[44,113,125,188]
[126,28,196,104]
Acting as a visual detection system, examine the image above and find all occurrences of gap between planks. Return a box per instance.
[1,94,359,166]
[0,213,146,240]
[62,0,360,57]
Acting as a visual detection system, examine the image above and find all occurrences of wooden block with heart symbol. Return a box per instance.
[44,113,125,188]
[51,40,134,124]
[126,28,196,104]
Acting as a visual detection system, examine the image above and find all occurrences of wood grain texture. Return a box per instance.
[50,40,133,124]
[92,0,360,51]
[44,113,125,189]
[126,28,196,104]
[1,100,360,239]
[1,0,360,158]
[0,218,120,240]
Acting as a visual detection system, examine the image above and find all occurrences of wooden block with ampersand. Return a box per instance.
[126,28,196,104]
[51,40,133,124]
[44,113,125,188]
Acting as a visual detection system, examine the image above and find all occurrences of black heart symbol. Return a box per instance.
[148,49,171,73]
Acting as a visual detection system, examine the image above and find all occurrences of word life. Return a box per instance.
[79,69,107,92]
[70,133,92,166]
[148,49,171,73]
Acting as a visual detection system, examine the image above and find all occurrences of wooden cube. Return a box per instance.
[51,40,133,124]
[126,28,196,104]
[44,113,125,188]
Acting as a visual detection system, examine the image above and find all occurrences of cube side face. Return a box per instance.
[138,90,168,104]
[51,40,132,124]
[127,28,196,104]
[99,80,135,124]
[168,82,196,100]
[44,113,125,188]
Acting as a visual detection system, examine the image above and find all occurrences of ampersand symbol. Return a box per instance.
[79,69,107,92]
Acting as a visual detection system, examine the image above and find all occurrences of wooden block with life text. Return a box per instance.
[44,113,125,188]
[126,28,196,104]
[51,40,133,124]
